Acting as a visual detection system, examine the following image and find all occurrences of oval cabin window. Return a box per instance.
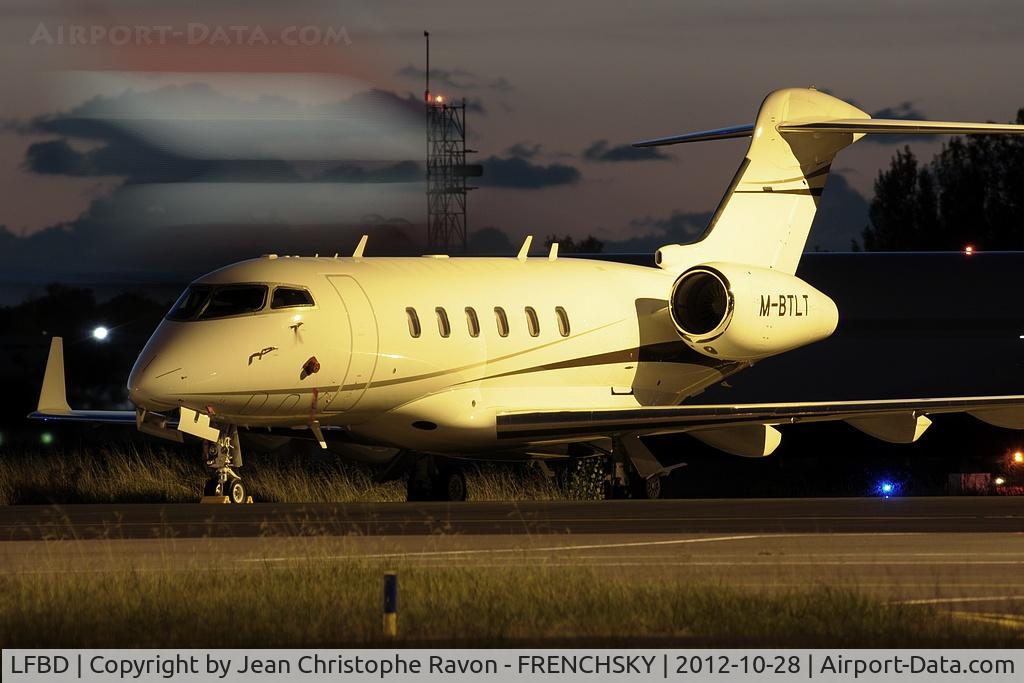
[555,306,570,337]
[436,307,451,338]
[494,307,509,337]
[525,306,540,337]
[465,307,480,337]
[406,307,421,338]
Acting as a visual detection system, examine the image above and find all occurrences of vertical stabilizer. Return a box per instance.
[693,88,868,273]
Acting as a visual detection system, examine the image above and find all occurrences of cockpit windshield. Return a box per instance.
[166,284,268,321]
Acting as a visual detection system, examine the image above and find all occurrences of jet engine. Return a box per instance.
[669,262,838,361]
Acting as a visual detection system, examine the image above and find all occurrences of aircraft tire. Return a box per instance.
[437,469,468,502]
[226,477,247,504]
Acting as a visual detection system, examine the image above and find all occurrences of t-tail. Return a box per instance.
[636,87,1024,274]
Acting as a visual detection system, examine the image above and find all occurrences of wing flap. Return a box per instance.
[496,395,1024,443]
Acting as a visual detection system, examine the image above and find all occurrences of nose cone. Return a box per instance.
[127,325,189,411]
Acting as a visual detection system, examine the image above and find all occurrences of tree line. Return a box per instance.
[863,109,1024,251]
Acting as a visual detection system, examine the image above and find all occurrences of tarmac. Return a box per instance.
[1,498,1022,623]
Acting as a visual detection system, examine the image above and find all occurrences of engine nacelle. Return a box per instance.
[669,262,838,361]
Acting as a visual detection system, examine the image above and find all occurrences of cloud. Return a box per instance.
[317,160,423,183]
[24,136,303,184]
[397,65,513,92]
[583,139,670,162]
[477,155,581,189]
[467,226,516,254]
[807,171,870,251]
[20,83,427,175]
[862,101,932,145]
[503,142,542,159]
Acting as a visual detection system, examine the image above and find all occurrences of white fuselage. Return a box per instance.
[128,254,745,452]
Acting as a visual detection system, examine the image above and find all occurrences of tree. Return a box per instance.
[864,109,1024,250]
[543,234,604,253]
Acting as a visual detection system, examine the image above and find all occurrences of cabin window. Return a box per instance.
[494,307,509,337]
[525,306,540,337]
[556,306,570,337]
[195,285,267,320]
[465,307,480,337]
[436,307,451,338]
[271,287,314,309]
[406,307,421,338]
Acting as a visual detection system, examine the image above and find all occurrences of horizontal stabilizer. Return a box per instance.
[778,119,1024,136]
[632,124,754,148]
[633,118,1024,149]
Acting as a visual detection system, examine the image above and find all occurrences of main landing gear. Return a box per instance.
[405,455,468,502]
[201,425,249,504]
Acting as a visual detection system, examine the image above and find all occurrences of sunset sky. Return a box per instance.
[2,1,1023,294]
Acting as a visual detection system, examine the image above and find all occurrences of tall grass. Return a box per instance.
[0,561,1016,647]
[0,446,570,504]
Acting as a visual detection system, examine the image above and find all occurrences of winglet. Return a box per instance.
[517,235,533,261]
[38,337,72,414]
[548,242,559,260]
[352,234,368,259]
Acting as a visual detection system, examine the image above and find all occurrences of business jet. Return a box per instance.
[31,87,1024,502]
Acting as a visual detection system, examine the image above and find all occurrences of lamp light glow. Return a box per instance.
[92,326,109,341]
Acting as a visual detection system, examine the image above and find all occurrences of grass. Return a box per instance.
[0,445,579,504]
[0,560,1017,647]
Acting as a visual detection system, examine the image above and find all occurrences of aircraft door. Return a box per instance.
[325,275,379,412]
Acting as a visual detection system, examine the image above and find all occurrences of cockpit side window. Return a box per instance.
[271,287,315,309]
[196,285,268,320]
[167,285,213,321]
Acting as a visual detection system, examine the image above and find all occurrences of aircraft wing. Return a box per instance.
[27,337,181,441]
[496,395,1024,456]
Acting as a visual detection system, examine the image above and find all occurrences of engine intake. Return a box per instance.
[670,267,732,338]
[669,262,838,361]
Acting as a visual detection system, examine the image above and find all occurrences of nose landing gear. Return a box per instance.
[200,425,250,504]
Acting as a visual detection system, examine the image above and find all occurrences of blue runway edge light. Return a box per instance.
[875,480,899,497]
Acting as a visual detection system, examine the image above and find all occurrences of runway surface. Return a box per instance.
[2,498,1022,619]
[1,496,1023,540]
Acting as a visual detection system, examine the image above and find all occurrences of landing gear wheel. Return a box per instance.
[226,478,247,504]
[642,475,662,500]
[438,469,468,502]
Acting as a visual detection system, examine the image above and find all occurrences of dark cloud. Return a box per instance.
[397,65,513,92]
[606,211,711,251]
[0,190,425,291]
[317,161,423,183]
[19,84,428,184]
[583,139,670,162]
[503,142,542,159]
[24,136,302,184]
[863,101,931,145]
[467,226,516,254]
[807,171,870,251]
[477,155,580,189]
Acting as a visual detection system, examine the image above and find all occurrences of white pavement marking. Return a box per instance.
[242,534,766,563]
[892,595,1024,605]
